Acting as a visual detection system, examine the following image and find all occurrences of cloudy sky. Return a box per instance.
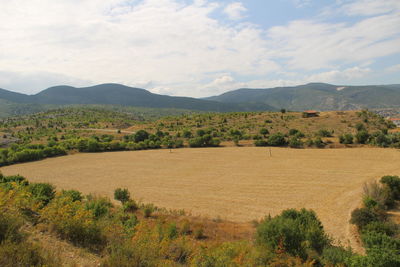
[1,0,400,97]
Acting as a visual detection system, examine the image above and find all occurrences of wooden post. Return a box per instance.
[269,147,272,157]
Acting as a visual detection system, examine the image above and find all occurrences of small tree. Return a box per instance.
[114,188,130,204]
[356,130,369,144]
[260,128,269,137]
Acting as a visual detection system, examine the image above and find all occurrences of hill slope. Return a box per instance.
[206,83,400,111]
[0,84,274,113]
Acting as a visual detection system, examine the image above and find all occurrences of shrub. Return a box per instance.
[288,137,303,148]
[123,200,138,213]
[133,130,150,143]
[267,133,286,146]
[0,213,23,244]
[361,231,400,250]
[85,195,113,218]
[355,123,366,132]
[260,128,269,136]
[356,130,369,144]
[143,205,153,218]
[321,246,353,266]
[350,208,381,229]
[314,137,326,148]
[114,188,130,204]
[0,240,48,267]
[362,221,397,237]
[166,223,178,240]
[363,182,391,209]
[28,183,55,206]
[317,129,332,137]
[188,135,220,148]
[380,175,400,200]
[254,139,268,147]
[256,209,330,259]
[339,133,354,144]
[61,189,82,202]
[42,194,105,250]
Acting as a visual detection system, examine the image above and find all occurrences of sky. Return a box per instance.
[0,0,399,97]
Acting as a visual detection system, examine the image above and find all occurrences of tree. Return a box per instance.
[356,130,370,144]
[339,133,354,144]
[260,128,269,137]
[114,188,130,204]
[256,209,329,259]
[268,133,287,146]
[133,130,149,143]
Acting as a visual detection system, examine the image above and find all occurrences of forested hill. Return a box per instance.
[0,84,274,113]
[1,83,400,116]
[206,83,400,111]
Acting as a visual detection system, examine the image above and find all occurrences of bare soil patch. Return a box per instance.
[2,147,400,249]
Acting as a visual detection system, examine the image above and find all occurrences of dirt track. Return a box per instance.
[2,147,399,249]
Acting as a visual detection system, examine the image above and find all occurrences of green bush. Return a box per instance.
[380,175,400,200]
[350,208,381,229]
[85,195,113,218]
[42,195,106,250]
[288,136,303,148]
[362,221,397,237]
[61,189,83,202]
[133,130,150,143]
[188,135,220,148]
[356,130,370,144]
[166,223,178,240]
[314,137,326,148]
[256,209,330,259]
[123,200,138,213]
[114,188,130,204]
[254,139,268,147]
[321,246,353,266]
[260,128,269,136]
[317,129,332,137]
[267,133,287,146]
[28,183,55,206]
[339,133,354,144]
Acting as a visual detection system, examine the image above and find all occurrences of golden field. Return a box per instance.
[2,147,400,249]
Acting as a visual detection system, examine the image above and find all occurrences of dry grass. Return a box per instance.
[2,147,400,249]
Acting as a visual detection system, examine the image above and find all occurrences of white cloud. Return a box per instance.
[223,2,247,20]
[385,64,400,73]
[305,67,371,83]
[292,0,312,8]
[267,13,400,70]
[0,0,278,96]
[341,0,400,16]
[0,0,399,97]
[0,71,91,94]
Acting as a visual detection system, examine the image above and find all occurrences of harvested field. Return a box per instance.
[2,147,400,249]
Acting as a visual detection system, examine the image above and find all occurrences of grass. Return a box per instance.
[2,146,400,250]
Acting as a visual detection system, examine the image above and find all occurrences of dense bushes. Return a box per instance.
[349,175,400,267]
[0,144,66,166]
[256,209,330,259]
[188,134,220,148]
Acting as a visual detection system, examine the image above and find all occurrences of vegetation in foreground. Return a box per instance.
[1,171,399,266]
[350,175,400,266]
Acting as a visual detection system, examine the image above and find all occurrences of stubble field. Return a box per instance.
[2,147,400,248]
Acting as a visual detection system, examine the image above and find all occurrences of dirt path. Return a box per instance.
[2,147,400,250]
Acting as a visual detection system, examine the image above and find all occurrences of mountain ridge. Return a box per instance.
[0,82,399,115]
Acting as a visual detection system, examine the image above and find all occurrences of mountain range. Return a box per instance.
[0,82,399,117]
